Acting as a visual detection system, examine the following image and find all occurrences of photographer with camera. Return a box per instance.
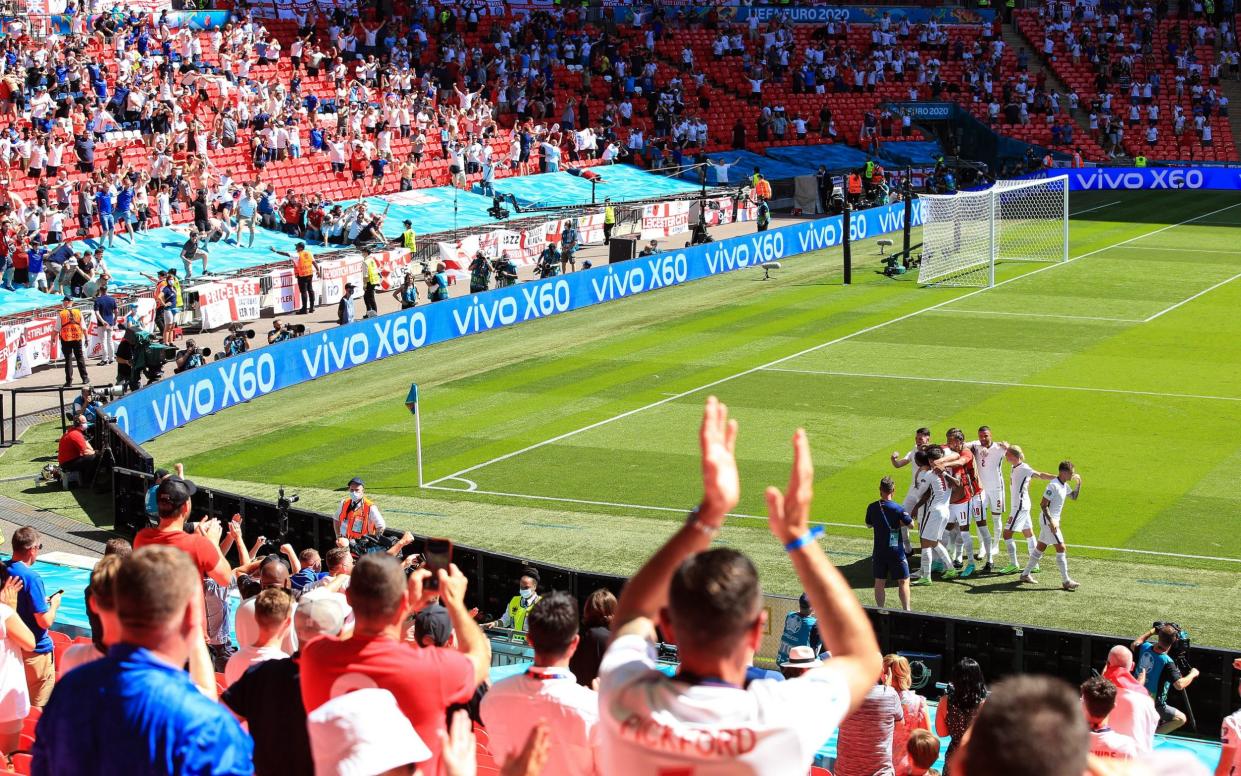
[223,324,253,357]
[71,386,105,428]
[427,262,449,302]
[268,319,292,345]
[1131,622,1199,733]
[494,253,519,288]
[174,340,207,373]
[468,251,492,294]
[537,241,562,279]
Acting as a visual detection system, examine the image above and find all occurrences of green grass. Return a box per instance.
[8,189,1241,647]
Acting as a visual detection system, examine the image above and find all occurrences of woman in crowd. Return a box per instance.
[568,588,616,687]
[936,657,988,774]
[884,654,932,776]
[0,576,34,755]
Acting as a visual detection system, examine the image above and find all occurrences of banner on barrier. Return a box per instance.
[0,324,30,383]
[198,278,263,330]
[14,318,59,380]
[718,4,994,24]
[108,200,925,443]
[641,202,691,241]
[264,268,300,314]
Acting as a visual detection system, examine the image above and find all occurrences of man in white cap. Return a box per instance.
[307,688,431,776]
[779,645,824,679]
[224,596,347,776]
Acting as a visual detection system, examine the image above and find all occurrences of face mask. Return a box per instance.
[519,587,534,601]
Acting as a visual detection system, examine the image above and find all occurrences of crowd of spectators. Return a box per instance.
[1,397,1237,776]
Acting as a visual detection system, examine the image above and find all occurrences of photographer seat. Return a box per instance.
[58,469,82,490]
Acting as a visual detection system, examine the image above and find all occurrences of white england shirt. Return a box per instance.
[913,469,952,513]
[1089,727,1138,760]
[1222,709,1241,775]
[1009,462,1036,516]
[598,634,851,775]
[969,441,1006,489]
[1043,478,1070,522]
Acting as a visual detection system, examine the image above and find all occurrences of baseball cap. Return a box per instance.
[799,592,810,609]
[307,689,430,776]
[295,595,346,640]
[413,604,452,647]
[155,476,197,510]
[779,645,823,669]
[61,296,72,303]
[347,476,364,487]
[153,468,170,481]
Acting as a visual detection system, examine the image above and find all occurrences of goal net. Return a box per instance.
[918,175,1069,287]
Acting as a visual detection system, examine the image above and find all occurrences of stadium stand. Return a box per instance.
[1014,1,1238,160]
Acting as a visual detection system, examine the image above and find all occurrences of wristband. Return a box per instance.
[685,507,720,537]
[784,525,825,552]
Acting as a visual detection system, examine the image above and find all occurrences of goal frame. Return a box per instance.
[918,175,1070,288]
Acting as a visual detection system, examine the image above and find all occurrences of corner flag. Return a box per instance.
[406,383,419,415]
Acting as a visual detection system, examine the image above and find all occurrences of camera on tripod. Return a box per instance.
[487,193,511,220]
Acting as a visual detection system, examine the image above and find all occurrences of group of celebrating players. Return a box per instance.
[872,425,1085,606]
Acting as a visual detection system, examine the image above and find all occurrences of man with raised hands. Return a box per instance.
[596,396,881,775]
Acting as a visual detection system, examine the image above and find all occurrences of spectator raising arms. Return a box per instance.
[299,553,490,776]
[597,397,881,774]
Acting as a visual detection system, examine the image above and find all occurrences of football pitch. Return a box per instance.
[45,188,1241,646]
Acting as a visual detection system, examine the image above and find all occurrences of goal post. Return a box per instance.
[917,175,1070,288]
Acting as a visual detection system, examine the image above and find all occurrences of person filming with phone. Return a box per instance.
[6,526,62,707]
[334,477,386,546]
[483,568,542,633]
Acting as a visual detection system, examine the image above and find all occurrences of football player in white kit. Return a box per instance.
[966,426,1005,571]
[890,426,931,555]
[998,444,1058,574]
[1020,460,1083,591]
[909,445,957,587]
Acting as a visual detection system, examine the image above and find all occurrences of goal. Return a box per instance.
[917,175,1070,287]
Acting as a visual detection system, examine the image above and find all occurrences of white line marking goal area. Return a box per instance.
[419,201,1241,565]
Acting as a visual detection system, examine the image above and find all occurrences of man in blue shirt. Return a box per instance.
[7,527,60,707]
[866,476,913,612]
[33,546,253,776]
[8,528,60,710]
[94,186,116,248]
[1132,624,1200,733]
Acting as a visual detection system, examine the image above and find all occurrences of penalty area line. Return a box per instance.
[424,201,1241,488]
[421,485,1241,564]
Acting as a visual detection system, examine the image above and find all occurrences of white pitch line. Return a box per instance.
[423,483,858,530]
[422,485,1241,564]
[763,368,1241,403]
[1123,245,1241,255]
[425,201,1241,488]
[930,309,1141,323]
[1069,200,1121,216]
[1142,270,1241,323]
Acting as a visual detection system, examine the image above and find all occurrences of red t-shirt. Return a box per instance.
[57,428,89,465]
[948,448,979,504]
[300,635,475,775]
[132,528,220,580]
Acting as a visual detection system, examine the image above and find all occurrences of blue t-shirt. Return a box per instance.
[6,560,52,653]
[95,191,114,216]
[33,644,253,776]
[93,294,118,326]
[1135,642,1180,704]
[776,611,821,664]
[290,567,327,591]
[865,499,912,556]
